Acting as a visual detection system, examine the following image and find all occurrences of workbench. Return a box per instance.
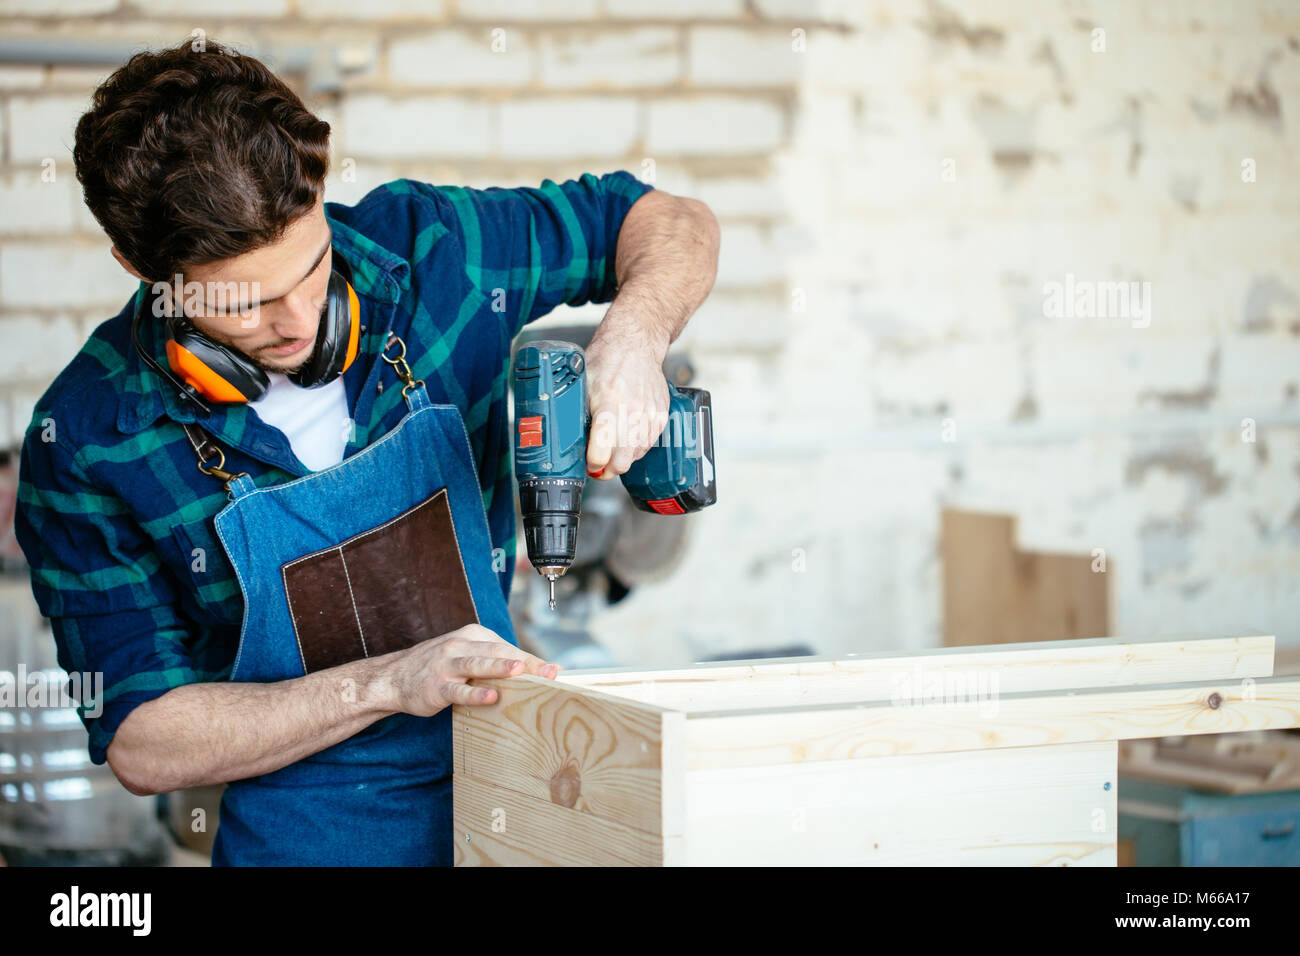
[452,633,1300,865]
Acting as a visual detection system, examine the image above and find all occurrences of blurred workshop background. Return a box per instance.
[0,1,1298,865]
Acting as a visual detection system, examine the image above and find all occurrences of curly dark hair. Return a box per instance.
[73,38,331,282]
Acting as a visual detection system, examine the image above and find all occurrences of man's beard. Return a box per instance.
[250,341,316,375]
[198,303,324,376]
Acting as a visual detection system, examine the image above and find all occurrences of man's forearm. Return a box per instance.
[597,191,720,359]
[107,654,396,795]
[579,189,720,478]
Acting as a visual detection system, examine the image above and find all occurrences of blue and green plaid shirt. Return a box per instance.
[14,171,654,765]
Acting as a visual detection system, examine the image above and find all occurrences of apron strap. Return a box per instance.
[181,421,250,492]
[382,333,430,410]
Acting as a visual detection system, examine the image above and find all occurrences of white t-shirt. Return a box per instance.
[247,372,350,471]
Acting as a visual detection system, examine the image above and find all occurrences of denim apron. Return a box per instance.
[195,339,514,866]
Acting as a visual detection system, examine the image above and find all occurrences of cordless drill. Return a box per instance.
[512,340,716,610]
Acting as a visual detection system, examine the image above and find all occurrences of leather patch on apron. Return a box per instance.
[280,488,480,674]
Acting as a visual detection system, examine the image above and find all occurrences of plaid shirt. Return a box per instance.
[15,171,654,765]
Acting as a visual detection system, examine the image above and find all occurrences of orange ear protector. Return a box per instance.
[132,254,362,416]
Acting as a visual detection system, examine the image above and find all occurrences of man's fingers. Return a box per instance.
[588,402,670,479]
[586,442,611,478]
[441,681,497,706]
[460,642,562,678]
[461,640,549,666]
[606,445,637,477]
[587,408,616,477]
[451,655,523,679]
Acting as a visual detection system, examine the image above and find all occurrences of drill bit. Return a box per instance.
[547,574,557,611]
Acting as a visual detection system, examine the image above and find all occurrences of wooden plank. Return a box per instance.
[681,742,1117,866]
[453,675,679,836]
[660,711,688,866]
[683,677,1300,770]
[942,509,1111,647]
[453,773,663,866]
[555,633,1275,712]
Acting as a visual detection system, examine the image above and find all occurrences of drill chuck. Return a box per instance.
[517,477,584,572]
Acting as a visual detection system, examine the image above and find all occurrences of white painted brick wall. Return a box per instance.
[131,0,287,16]
[712,221,787,288]
[0,313,85,382]
[750,0,836,18]
[0,0,118,14]
[455,0,599,20]
[687,26,805,87]
[1220,334,1300,407]
[0,242,133,309]
[0,391,11,450]
[339,95,494,159]
[299,0,447,19]
[388,30,535,88]
[675,291,788,352]
[7,94,88,164]
[0,66,44,90]
[500,96,639,159]
[46,67,113,91]
[604,0,743,19]
[0,170,79,234]
[691,172,787,218]
[539,28,679,89]
[7,388,42,450]
[646,96,785,154]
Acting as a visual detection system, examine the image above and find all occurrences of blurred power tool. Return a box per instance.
[512,339,716,610]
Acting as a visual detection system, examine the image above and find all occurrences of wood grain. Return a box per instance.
[555,633,1275,712]
[454,675,679,836]
[453,773,663,866]
[683,677,1300,770]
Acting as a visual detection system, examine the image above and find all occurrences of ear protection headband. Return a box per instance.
[132,254,362,416]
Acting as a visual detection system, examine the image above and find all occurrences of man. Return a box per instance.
[14,40,719,866]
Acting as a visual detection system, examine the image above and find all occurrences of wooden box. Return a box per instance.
[453,633,1300,866]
